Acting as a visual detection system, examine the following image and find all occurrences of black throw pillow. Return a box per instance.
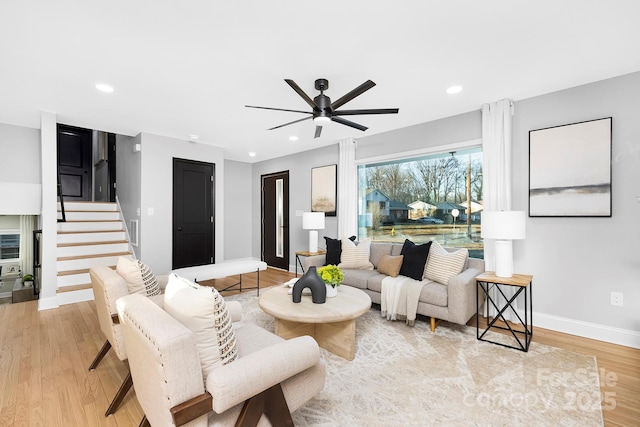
[399,239,432,280]
[324,235,356,265]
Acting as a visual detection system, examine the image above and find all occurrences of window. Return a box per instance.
[357,147,484,259]
[0,231,20,261]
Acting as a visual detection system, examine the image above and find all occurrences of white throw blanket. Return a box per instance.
[380,275,427,326]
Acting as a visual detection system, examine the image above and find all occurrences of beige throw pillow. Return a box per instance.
[116,256,161,296]
[338,238,374,270]
[424,241,468,285]
[377,254,404,277]
[164,274,238,381]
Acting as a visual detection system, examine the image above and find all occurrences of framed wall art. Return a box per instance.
[529,117,612,217]
[311,164,337,216]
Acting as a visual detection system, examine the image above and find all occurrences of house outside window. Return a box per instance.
[357,147,484,259]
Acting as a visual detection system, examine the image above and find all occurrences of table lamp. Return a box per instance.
[302,212,325,253]
[481,211,526,278]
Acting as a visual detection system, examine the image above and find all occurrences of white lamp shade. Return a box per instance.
[302,212,325,230]
[481,211,526,240]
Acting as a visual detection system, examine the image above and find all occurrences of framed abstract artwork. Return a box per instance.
[529,117,612,217]
[311,164,337,216]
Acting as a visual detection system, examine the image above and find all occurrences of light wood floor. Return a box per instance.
[0,267,638,426]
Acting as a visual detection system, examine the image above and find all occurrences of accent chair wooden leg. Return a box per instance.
[430,317,441,332]
[89,340,112,371]
[139,415,150,427]
[105,371,133,416]
[235,383,293,427]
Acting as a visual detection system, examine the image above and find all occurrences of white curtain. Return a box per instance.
[19,215,37,276]
[482,99,519,322]
[337,138,358,239]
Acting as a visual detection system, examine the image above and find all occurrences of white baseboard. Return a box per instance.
[532,311,640,349]
[38,296,60,311]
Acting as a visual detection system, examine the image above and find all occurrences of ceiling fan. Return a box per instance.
[246,78,399,138]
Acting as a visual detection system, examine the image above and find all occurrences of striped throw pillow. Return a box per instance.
[338,238,374,270]
[424,241,468,285]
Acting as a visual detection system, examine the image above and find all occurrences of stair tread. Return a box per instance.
[59,219,122,223]
[58,230,124,234]
[57,266,116,276]
[57,251,132,261]
[57,283,93,293]
[58,240,128,247]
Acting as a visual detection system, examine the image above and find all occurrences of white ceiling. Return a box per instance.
[1,1,639,162]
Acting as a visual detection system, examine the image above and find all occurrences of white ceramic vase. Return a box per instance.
[325,284,338,298]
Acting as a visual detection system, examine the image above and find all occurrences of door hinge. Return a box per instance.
[211,257,214,263]
[113,182,116,189]
[211,216,214,223]
[210,176,214,182]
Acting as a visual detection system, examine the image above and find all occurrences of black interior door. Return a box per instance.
[262,171,289,270]
[172,158,214,270]
[57,124,92,201]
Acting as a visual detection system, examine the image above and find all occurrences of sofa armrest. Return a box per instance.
[446,267,483,325]
[156,274,170,291]
[303,254,325,270]
[226,301,243,322]
[206,335,320,413]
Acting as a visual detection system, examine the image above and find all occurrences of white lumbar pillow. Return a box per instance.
[164,273,238,381]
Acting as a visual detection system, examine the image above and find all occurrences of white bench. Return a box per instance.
[172,259,268,295]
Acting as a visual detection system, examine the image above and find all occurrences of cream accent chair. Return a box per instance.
[117,293,326,427]
[88,265,168,416]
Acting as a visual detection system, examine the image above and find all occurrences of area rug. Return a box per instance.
[226,290,604,427]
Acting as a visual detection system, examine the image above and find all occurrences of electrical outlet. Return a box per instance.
[610,292,623,307]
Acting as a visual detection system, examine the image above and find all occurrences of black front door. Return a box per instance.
[57,124,92,201]
[172,158,215,270]
[262,171,289,270]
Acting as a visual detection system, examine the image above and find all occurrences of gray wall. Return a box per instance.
[0,123,41,214]
[250,72,640,344]
[251,144,339,270]
[139,133,225,275]
[115,133,142,259]
[512,72,640,337]
[223,160,253,260]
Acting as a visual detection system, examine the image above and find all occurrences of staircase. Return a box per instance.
[56,202,132,305]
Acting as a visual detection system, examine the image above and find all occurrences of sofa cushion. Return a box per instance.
[369,243,393,268]
[342,269,381,290]
[365,272,390,293]
[424,241,468,285]
[377,254,404,278]
[164,274,238,381]
[324,235,356,265]
[116,256,161,297]
[419,281,448,307]
[339,238,374,270]
[390,244,404,256]
[399,239,432,281]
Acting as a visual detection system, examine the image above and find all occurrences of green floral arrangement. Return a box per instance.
[317,264,344,287]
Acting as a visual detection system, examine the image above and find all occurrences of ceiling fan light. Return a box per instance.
[313,116,331,125]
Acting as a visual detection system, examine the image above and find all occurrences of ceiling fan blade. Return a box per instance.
[314,126,322,138]
[267,116,312,131]
[333,108,399,116]
[330,80,376,110]
[284,79,317,110]
[331,116,368,132]
[245,105,311,114]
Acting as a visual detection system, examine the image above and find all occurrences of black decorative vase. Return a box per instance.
[292,266,326,304]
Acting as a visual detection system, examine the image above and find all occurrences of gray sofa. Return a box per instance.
[304,241,484,331]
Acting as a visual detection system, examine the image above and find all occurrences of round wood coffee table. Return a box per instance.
[259,284,371,360]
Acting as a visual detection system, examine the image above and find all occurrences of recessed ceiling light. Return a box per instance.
[189,134,199,141]
[446,85,463,94]
[95,83,114,93]
[248,151,257,157]
[289,136,299,141]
